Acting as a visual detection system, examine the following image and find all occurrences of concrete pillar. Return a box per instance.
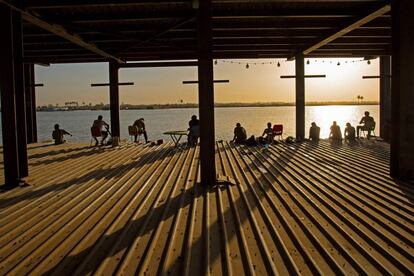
[13,11,28,177]
[380,56,391,142]
[391,0,414,180]
[197,0,216,185]
[0,6,20,186]
[109,61,120,138]
[295,53,305,140]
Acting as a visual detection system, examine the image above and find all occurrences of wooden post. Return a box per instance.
[0,5,20,186]
[13,11,28,177]
[109,61,120,138]
[391,0,414,180]
[380,56,392,142]
[197,0,216,185]
[31,64,38,143]
[295,53,305,140]
[24,63,34,143]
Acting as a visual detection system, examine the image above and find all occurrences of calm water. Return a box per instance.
[0,105,379,144]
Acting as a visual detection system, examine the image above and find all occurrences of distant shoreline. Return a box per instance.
[36,101,379,112]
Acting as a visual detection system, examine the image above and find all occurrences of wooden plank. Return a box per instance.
[91,82,134,87]
[119,61,198,68]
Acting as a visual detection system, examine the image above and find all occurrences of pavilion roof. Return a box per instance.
[18,0,391,64]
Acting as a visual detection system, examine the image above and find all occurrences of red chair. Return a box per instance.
[273,124,283,141]
[90,126,102,146]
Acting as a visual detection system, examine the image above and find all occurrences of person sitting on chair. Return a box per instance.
[52,124,71,145]
[133,117,148,143]
[344,122,356,141]
[329,121,342,141]
[232,123,247,144]
[357,111,375,139]
[261,122,274,144]
[188,115,200,146]
[309,122,320,141]
[92,115,109,146]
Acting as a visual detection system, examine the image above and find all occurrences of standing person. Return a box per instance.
[261,122,274,144]
[309,122,320,141]
[232,123,247,144]
[329,121,342,141]
[188,115,200,146]
[357,111,376,138]
[92,115,109,146]
[344,122,356,141]
[52,124,71,145]
[133,117,148,143]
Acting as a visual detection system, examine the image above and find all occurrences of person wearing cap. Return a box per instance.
[133,117,148,143]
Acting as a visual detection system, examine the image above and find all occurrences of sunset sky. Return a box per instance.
[35,58,379,106]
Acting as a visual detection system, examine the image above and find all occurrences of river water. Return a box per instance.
[0,105,379,144]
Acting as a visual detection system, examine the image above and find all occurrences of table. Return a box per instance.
[163,130,188,148]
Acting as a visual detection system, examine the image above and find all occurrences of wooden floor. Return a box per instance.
[0,140,413,275]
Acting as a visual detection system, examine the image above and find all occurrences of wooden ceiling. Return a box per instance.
[16,0,391,64]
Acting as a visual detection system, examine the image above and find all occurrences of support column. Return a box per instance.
[31,64,38,143]
[295,53,305,140]
[380,56,392,142]
[197,0,216,185]
[391,0,414,180]
[13,11,28,177]
[24,63,35,143]
[109,61,120,138]
[0,6,20,186]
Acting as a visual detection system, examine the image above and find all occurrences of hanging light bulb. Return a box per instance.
[246,63,249,69]
[214,60,218,65]
[337,62,340,66]
[367,60,371,65]
[306,60,310,65]
[277,62,280,67]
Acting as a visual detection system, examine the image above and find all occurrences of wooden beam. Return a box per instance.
[182,80,229,84]
[91,82,134,87]
[288,4,391,60]
[281,75,326,79]
[362,75,391,79]
[0,0,124,64]
[119,61,198,68]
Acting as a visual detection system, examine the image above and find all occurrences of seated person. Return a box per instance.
[188,115,200,146]
[92,115,109,146]
[261,122,274,144]
[52,124,71,145]
[232,123,247,144]
[344,122,356,141]
[133,117,148,143]
[309,122,320,141]
[357,111,376,138]
[329,121,342,141]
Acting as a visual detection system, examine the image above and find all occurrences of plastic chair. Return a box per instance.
[272,124,283,141]
[361,122,376,139]
[128,125,140,142]
[90,126,102,146]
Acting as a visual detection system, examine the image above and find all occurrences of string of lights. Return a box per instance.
[214,58,372,69]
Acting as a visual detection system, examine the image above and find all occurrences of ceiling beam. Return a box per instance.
[0,0,124,64]
[287,4,390,60]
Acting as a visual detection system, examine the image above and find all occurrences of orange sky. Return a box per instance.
[35,58,379,106]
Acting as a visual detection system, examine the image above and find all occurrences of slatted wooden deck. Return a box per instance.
[0,140,413,275]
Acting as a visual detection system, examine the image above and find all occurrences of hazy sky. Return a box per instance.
[35,58,379,106]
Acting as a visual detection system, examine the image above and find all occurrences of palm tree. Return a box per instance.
[360,96,364,103]
[356,95,361,104]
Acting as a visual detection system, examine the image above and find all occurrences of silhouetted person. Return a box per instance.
[309,122,320,141]
[188,115,200,146]
[261,122,274,144]
[92,115,109,146]
[52,124,71,145]
[232,123,247,144]
[329,121,342,141]
[357,111,375,139]
[133,117,148,143]
[344,122,356,141]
